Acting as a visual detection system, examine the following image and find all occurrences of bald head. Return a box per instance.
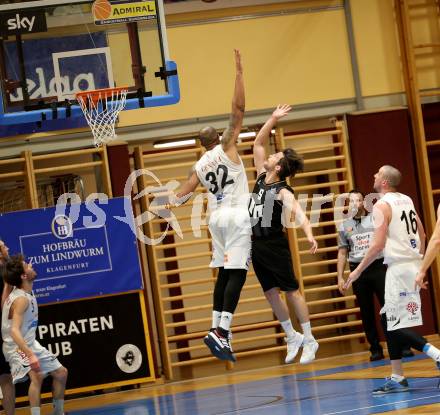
[374,164,402,192]
[198,126,219,149]
[381,165,401,188]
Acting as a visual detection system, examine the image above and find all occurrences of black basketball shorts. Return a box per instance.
[252,236,299,292]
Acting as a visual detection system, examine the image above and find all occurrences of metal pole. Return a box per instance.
[127,22,146,92]
[16,35,29,106]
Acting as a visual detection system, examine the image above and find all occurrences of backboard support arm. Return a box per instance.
[127,22,146,92]
[16,35,30,106]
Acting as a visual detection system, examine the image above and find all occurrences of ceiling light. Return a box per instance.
[237,129,276,139]
[238,131,256,139]
[153,139,196,149]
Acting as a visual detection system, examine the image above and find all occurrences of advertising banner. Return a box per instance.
[93,0,157,25]
[0,197,143,304]
[15,292,155,397]
[0,9,47,35]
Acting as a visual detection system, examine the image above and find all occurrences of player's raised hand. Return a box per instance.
[272,104,292,120]
[234,49,243,74]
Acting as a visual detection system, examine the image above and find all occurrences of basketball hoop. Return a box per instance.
[76,87,128,147]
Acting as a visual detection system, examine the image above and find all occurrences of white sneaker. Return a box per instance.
[285,333,304,364]
[300,339,319,364]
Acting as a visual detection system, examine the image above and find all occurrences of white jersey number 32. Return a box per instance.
[205,164,234,194]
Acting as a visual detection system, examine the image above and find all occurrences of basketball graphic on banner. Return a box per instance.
[92,0,112,20]
[116,344,143,373]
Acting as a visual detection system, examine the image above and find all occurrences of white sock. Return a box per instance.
[53,399,64,415]
[212,311,221,329]
[301,322,314,341]
[31,408,40,415]
[280,319,296,339]
[219,312,233,331]
[391,373,404,382]
[423,343,440,361]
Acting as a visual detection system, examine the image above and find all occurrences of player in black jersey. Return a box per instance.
[249,105,319,364]
[0,239,15,415]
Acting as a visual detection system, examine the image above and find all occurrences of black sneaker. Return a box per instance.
[204,329,236,362]
[204,329,224,360]
[370,350,385,361]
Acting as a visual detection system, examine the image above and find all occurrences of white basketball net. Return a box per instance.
[77,88,128,147]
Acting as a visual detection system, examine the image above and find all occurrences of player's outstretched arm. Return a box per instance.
[416,204,440,290]
[254,104,291,176]
[280,188,317,253]
[221,49,245,151]
[1,283,12,308]
[172,171,200,207]
[150,172,200,212]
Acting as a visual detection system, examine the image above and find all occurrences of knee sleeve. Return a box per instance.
[213,267,228,312]
[222,269,247,314]
[381,314,427,359]
[398,328,427,352]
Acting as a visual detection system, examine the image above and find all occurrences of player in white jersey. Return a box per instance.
[344,165,440,394]
[2,255,68,415]
[171,50,250,361]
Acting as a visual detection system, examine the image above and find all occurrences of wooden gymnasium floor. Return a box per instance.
[15,338,440,415]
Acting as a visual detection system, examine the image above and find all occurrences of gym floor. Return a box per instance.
[16,339,440,415]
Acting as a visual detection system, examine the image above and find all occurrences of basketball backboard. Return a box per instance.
[0,0,180,125]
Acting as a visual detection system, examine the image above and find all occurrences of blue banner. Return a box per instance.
[0,197,143,304]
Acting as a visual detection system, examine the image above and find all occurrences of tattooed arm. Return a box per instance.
[221,49,245,151]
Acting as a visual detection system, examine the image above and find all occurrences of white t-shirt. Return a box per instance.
[195,144,248,208]
[381,192,422,265]
[2,288,38,349]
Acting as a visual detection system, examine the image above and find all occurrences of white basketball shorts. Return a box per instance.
[208,207,251,270]
[4,340,62,384]
[380,259,423,331]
